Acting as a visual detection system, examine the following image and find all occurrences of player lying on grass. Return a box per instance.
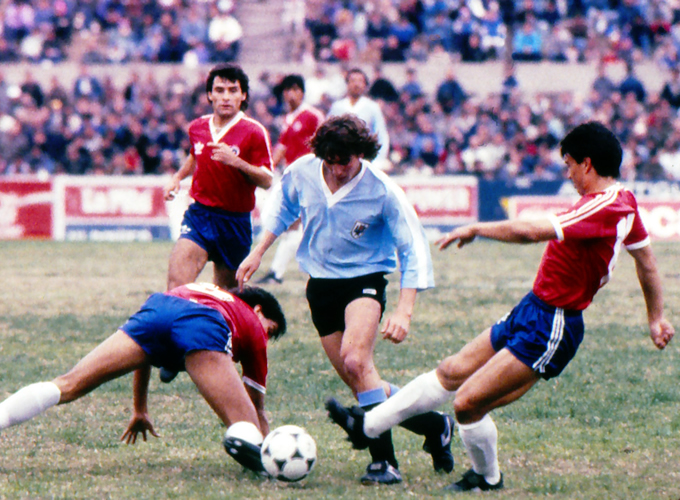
[326,121,675,492]
[0,283,286,473]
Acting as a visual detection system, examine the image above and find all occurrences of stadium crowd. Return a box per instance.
[1,0,680,182]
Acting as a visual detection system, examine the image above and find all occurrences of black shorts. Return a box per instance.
[306,273,388,337]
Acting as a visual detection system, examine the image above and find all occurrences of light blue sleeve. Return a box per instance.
[263,167,300,236]
[381,178,434,290]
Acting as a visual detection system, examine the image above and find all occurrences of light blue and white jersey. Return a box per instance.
[328,96,390,162]
[264,154,434,290]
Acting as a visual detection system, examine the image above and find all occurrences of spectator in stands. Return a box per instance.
[158,25,190,63]
[436,66,467,115]
[660,66,680,109]
[369,65,400,103]
[619,61,647,103]
[479,1,506,59]
[451,5,479,57]
[73,65,104,103]
[208,1,242,62]
[591,60,617,105]
[401,67,424,99]
[512,14,544,61]
[425,12,453,52]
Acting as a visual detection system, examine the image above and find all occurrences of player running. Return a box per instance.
[326,121,674,492]
[160,63,274,384]
[238,114,454,485]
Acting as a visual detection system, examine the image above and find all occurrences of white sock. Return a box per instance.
[363,370,454,438]
[458,414,501,485]
[270,228,302,279]
[0,382,62,430]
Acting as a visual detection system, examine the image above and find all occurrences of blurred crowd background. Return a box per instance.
[1,0,680,182]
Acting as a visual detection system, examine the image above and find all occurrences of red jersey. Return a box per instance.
[277,103,324,165]
[167,282,268,393]
[533,184,650,311]
[188,112,272,212]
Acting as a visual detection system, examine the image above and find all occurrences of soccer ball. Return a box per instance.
[260,425,317,482]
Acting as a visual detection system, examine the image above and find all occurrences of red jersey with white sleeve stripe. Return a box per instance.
[533,184,650,311]
[278,103,324,165]
[167,282,268,394]
[188,111,272,212]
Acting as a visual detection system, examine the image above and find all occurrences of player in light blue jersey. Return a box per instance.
[237,114,454,485]
[328,68,391,170]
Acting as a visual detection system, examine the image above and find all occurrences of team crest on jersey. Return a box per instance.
[351,221,369,239]
[228,144,240,155]
[194,142,205,155]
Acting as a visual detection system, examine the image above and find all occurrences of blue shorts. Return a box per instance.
[180,202,252,270]
[490,292,584,380]
[120,293,232,372]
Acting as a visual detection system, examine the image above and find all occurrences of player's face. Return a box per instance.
[564,153,587,195]
[253,305,279,340]
[346,72,367,99]
[323,155,362,186]
[208,76,246,120]
[283,86,304,111]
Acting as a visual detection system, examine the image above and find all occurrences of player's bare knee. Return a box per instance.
[436,358,463,390]
[453,396,482,424]
[341,351,371,382]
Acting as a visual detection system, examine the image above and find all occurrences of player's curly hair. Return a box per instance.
[232,286,287,340]
[205,63,250,111]
[560,121,622,178]
[310,114,381,163]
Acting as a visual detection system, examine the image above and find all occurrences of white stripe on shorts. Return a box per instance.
[532,307,565,373]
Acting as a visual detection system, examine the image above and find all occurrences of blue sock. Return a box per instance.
[357,387,388,408]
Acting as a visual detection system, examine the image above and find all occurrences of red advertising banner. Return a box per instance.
[395,175,479,225]
[0,177,53,239]
[506,195,680,241]
[53,176,171,241]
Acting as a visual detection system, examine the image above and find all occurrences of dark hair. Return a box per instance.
[560,121,622,178]
[346,67,369,86]
[278,74,305,93]
[205,63,250,111]
[310,114,381,163]
[232,286,287,340]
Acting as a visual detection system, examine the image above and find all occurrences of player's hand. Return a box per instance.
[163,176,180,201]
[121,413,159,445]
[236,252,263,291]
[650,317,674,349]
[208,142,240,167]
[381,311,411,344]
[437,226,476,250]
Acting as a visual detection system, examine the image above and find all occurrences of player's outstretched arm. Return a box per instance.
[629,245,675,349]
[438,219,557,250]
[236,231,279,290]
[121,365,159,444]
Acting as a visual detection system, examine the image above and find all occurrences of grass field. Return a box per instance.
[0,240,679,499]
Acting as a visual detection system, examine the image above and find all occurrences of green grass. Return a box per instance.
[0,240,679,499]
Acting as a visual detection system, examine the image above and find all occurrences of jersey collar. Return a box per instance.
[210,111,243,142]
[319,159,367,207]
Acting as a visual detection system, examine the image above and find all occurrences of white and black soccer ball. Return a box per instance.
[260,425,317,482]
